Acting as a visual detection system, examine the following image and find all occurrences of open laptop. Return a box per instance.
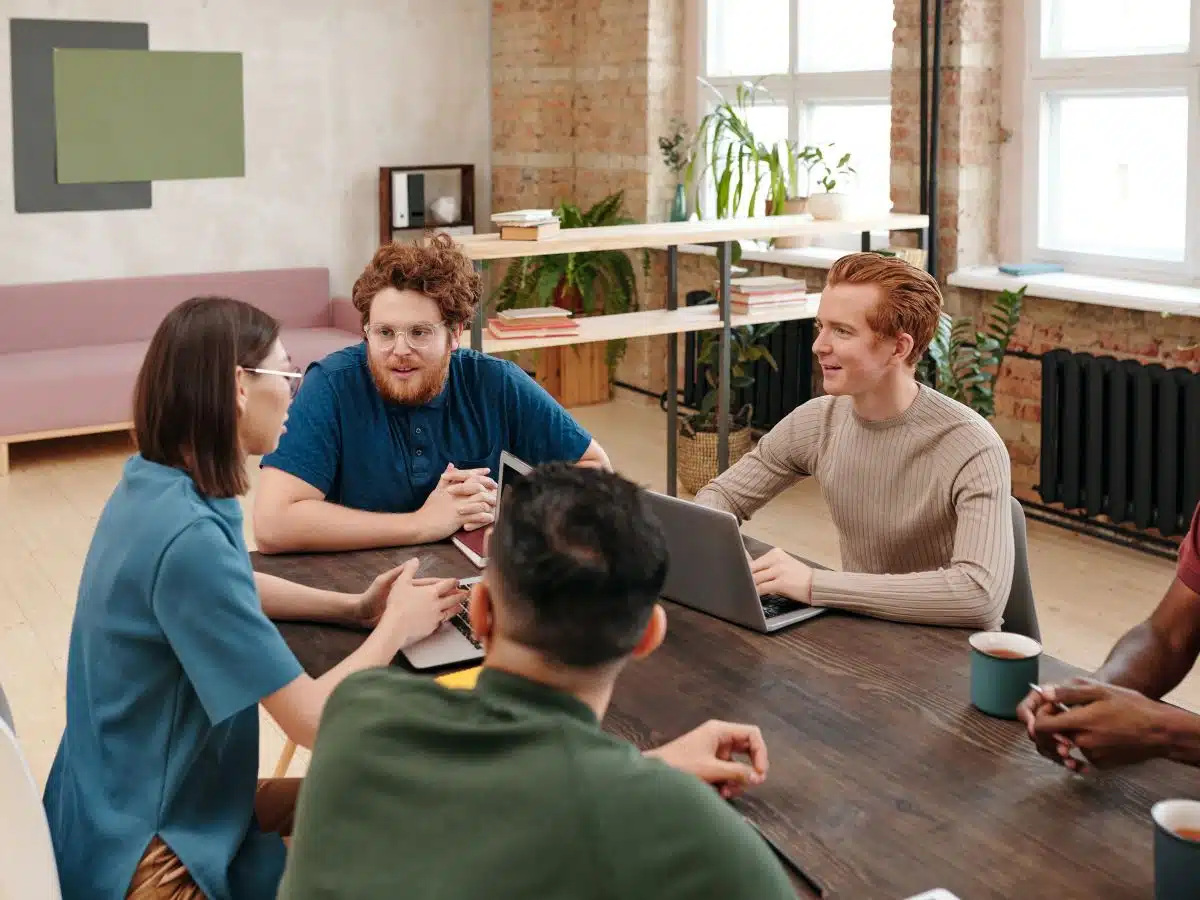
[643,491,827,633]
[401,451,533,670]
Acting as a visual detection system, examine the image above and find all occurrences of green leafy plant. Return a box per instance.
[489,191,650,373]
[658,117,691,176]
[809,143,855,193]
[918,286,1026,419]
[685,308,780,431]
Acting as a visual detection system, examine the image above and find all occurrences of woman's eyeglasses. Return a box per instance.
[246,367,303,399]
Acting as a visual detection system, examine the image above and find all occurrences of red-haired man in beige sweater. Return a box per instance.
[696,252,1014,630]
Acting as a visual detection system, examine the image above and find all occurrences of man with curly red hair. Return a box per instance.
[254,235,610,553]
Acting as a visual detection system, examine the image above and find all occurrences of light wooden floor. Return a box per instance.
[1,392,1190,789]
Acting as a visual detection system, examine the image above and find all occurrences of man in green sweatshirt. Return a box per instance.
[278,463,795,899]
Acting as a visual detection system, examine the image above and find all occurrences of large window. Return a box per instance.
[1025,0,1200,278]
[699,0,895,223]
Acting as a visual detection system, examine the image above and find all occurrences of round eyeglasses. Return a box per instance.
[246,366,303,399]
[364,322,444,353]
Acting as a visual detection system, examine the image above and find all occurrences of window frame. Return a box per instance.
[696,0,892,214]
[1021,0,1200,282]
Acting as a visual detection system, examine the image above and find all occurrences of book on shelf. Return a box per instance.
[497,306,573,320]
[729,289,810,304]
[500,220,561,241]
[491,209,556,224]
[722,275,806,294]
[488,317,579,333]
[487,319,581,341]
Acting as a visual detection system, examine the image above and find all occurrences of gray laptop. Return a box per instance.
[643,491,827,633]
[400,451,533,670]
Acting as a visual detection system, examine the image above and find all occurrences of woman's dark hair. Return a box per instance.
[133,296,280,498]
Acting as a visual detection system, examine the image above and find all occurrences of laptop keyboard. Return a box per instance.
[760,593,806,620]
[450,612,483,649]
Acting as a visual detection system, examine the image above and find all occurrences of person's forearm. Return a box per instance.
[255,572,355,624]
[256,499,428,554]
[1094,621,1192,700]
[810,566,1005,630]
[694,448,800,523]
[1162,706,1200,767]
[286,624,410,748]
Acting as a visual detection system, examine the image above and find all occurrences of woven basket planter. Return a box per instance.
[677,405,753,495]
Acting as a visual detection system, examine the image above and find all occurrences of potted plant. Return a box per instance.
[806,144,856,220]
[676,310,779,494]
[769,141,824,248]
[658,117,691,222]
[489,191,649,404]
[917,286,1026,419]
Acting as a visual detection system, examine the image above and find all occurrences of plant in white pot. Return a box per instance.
[806,146,856,221]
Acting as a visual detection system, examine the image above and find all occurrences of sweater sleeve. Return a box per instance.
[809,440,1015,630]
[693,399,826,521]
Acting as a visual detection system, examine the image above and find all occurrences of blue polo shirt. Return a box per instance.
[260,344,593,511]
[43,455,304,900]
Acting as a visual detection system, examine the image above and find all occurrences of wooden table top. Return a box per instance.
[252,540,1198,900]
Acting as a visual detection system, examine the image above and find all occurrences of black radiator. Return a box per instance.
[1040,349,1200,537]
[681,290,816,431]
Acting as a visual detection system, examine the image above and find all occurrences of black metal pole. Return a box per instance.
[717,241,732,473]
[927,0,943,278]
[919,0,929,218]
[666,245,679,497]
[471,260,484,350]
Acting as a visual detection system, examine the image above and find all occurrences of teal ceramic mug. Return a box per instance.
[968,632,1042,719]
[1152,800,1200,900]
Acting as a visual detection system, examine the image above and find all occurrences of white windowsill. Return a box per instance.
[947,266,1200,319]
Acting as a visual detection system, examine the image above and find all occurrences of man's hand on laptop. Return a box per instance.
[414,464,497,542]
[750,548,813,604]
[644,720,769,799]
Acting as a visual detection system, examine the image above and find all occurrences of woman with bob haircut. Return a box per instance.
[43,296,466,899]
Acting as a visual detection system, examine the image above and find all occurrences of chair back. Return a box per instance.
[0,716,63,899]
[1002,497,1041,641]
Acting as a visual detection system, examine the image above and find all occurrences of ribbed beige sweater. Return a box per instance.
[695,384,1014,630]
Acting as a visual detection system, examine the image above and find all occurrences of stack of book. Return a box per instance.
[720,275,810,313]
[487,306,580,340]
[491,209,561,241]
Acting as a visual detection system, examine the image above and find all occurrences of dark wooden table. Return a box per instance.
[252,541,1199,900]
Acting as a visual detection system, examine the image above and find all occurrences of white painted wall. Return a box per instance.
[0,0,492,294]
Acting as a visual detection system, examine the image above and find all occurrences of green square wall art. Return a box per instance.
[53,49,245,183]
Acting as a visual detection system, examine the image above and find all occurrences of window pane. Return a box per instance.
[796,0,895,72]
[1043,0,1189,58]
[705,0,789,77]
[805,103,892,213]
[1040,92,1187,261]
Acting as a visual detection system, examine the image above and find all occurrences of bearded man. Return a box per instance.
[253,234,609,553]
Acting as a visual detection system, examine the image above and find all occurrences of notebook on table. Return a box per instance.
[450,451,533,569]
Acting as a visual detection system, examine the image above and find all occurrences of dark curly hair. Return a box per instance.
[351,233,481,329]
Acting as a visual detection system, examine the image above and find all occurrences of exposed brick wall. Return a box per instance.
[891,0,1004,284]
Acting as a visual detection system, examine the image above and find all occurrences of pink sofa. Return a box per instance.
[0,267,361,475]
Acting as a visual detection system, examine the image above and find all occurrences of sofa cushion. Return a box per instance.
[0,268,333,355]
[0,327,358,438]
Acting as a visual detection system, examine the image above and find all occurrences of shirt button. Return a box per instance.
[416,450,423,456]
[415,427,422,434]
